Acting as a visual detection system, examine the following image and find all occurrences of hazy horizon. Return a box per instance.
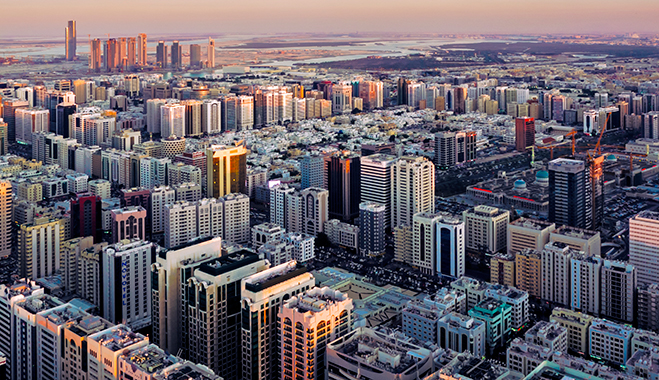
[1,0,659,38]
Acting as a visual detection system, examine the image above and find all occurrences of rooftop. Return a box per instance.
[472,297,509,313]
[329,328,432,375]
[508,338,552,360]
[152,361,221,380]
[525,321,566,343]
[590,319,635,338]
[439,353,508,380]
[510,217,555,231]
[551,308,594,324]
[17,294,62,314]
[284,287,349,313]
[439,312,484,330]
[627,348,659,374]
[39,304,86,326]
[552,225,599,240]
[66,315,113,337]
[243,261,309,293]
[1,279,41,299]
[635,210,659,221]
[197,249,261,276]
[120,344,178,375]
[91,325,147,352]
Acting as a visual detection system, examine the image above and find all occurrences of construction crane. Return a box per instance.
[628,153,647,173]
[565,130,577,156]
[587,112,613,161]
[537,145,557,160]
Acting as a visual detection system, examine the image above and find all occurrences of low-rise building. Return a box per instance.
[506,338,553,377]
[251,222,285,249]
[485,284,529,330]
[437,312,487,357]
[589,319,635,365]
[468,297,512,352]
[524,321,568,353]
[326,327,435,380]
[430,353,509,380]
[626,347,659,380]
[550,308,594,355]
[507,218,555,255]
[549,225,601,258]
[324,219,359,249]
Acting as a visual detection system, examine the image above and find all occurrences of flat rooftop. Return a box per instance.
[285,287,348,313]
[510,217,555,230]
[590,319,635,338]
[17,294,62,314]
[92,325,147,352]
[153,361,221,380]
[330,328,431,375]
[120,344,178,375]
[244,261,309,293]
[552,225,599,240]
[440,354,508,380]
[198,250,260,276]
[40,304,86,326]
[525,321,566,342]
[635,210,659,221]
[66,315,113,337]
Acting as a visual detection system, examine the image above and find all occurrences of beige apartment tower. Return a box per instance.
[391,156,435,228]
[507,218,555,255]
[279,287,353,380]
[463,205,510,253]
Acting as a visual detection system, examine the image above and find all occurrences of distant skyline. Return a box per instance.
[1,0,659,37]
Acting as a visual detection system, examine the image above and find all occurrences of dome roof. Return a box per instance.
[514,179,527,189]
[606,154,617,162]
[536,170,549,179]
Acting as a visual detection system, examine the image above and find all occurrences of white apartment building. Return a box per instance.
[629,211,659,286]
[392,156,435,228]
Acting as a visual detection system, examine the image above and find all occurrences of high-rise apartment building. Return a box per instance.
[15,108,49,144]
[201,99,222,134]
[434,131,477,169]
[332,84,353,114]
[391,156,435,228]
[182,99,203,137]
[279,287,353,380]
[300,154,324,190]
[0,181,11,259]
[164,201,198,249]
[151,237,222,354]
[600,260,636,323]
[206,144,247,198]
[90,39,102,71]
[18,216,66,280]
[360,154,397,229]
[190,44,201,67]
[241,261,315,380]
[490,252,516,286]
[0,279,43,378]
[161,103,185,138]
[150,185,176,234]
[110,206,147,243]
[629,210,659,286]
[515,117,535,152]
[569,253,601,316]
[637,284,659,333]
[324,152,360,222]
[126,37,136,67]
[463,205,510,253]
[507,218,555,255]
[137,33,147,65]
[541,242,577,306]
[101,239,155,330]
[171,40,182,69]
[2,98,29,142]
[208,37,215,68]
[62,314,114,380]
[548,158,589,229]
[65,20,76,61]
[156,41,167,68]
[359,202,386,257]
[413,211,465,277]
[87,325,149,380]
[515,248,542,298]
[184,250,268,378]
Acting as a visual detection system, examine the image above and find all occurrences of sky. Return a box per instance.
[2,0,659,38]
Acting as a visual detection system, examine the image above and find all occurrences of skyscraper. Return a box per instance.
[392,156,435,228]
[104,38,119,71]
[629,211,659,286]
[359,202,386,256]
[65,20,76,61]
[279,287,353,380]
[126,37,137,67]
[206,144,247,198]
[300,154,324,190]
[412,211,465,277]
[208,37,215,68]
[360,154,397,229]
[156,41,167,68]
[0,181,11,259]
[90,39,102,71]
[117,37,127,69]
[331,84,353,114]
[324,152,361,222]
[137,33,147,65]
[160,103,185,138]
[190,44,201,67]
[182,100,202,137]
[515,117,536,152]
[2,98,29,142]
[241,261,315,380]
[548,158,589,229]
[184,250,267,378]
[101,239,155,330]
[171,41,182,69]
